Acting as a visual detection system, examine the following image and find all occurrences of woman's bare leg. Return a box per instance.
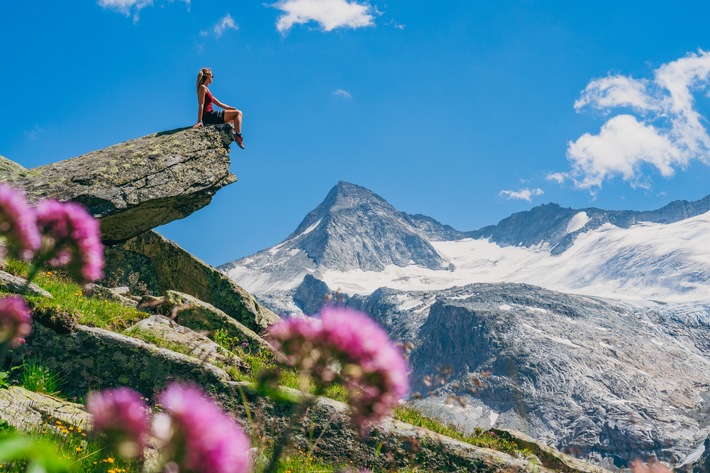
[224,109,243,134]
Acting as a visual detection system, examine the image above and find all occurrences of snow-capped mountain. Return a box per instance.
[220,182,710,307]
[218,182,710,464]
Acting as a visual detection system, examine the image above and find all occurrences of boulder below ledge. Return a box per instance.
[5,124,236,242]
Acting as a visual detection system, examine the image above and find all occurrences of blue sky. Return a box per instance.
[2,1,710,266]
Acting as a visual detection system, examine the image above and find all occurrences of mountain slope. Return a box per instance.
[221,183,710,304]
[469,195,710,255]
[219,181,456,293]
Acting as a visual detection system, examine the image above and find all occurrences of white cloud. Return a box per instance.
[273,0,374,34]
[385,19,405,30]
[499,188,544,202]
[98,0,152,16]
[98,0,189,19]
[214,13,238,37]
[546,172,566,184]
[333,89,352,99]
[565,50,710,190]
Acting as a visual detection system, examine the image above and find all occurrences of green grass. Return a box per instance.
[123,328,193,356]
[2,259,145,331]
[393,406,525,457]
[1,259,527,471]
[0,420,134,473]
[21,361,64,397]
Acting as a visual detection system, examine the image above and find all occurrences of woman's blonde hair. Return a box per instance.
[196,68,212,91]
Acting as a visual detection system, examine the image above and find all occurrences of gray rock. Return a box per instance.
[15,321,233,396]
[0,269,52,298]
[84,284,138,307]
[126,314,248,371]
[678,436,710,473]
[165,290,274,354]
[14,317,599,473]
[391,284,710,465]
[103,230,279,332]
[4,125,237,242]
[0,155,25,180]
[0,386,90,432]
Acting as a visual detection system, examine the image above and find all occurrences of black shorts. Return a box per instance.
[203,110,224,125]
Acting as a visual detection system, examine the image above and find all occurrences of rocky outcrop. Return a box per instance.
[0,270,52,298]
[4,125,236,242]
[165,290,274,353]
[0,386,90,432]
[15,322,233,396]
[13,315,602,473]
[103,230,279,332]
[126,314,248,371]
[0,155,25,180]
[399,284,710,465]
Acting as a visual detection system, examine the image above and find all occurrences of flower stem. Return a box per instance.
[263,390,320,473]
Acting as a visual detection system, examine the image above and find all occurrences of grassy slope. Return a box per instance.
[0,262,529,472]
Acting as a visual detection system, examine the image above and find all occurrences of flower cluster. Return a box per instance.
[36,200,104,282]
[0,184,41,259]
[88,384,252,473]
[0,295,32,347]
[269,306,410,430]
[156,383,252,473]
[86,387,149,459]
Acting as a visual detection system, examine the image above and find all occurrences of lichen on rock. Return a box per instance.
[103,230,279,333]
[4,125,237,241]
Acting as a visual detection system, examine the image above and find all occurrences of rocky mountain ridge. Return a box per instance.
[221,181,710,305]
[292,280,710,466]
[220,181,710,466]
[0,127,593,472]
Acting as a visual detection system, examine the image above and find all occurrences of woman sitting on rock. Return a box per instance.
[192,67,245,149]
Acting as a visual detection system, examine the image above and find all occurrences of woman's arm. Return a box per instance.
[212,96,236,110]
[192,86,207,128]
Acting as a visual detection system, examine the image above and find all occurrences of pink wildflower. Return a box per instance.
[0,184,40,259]
[157,382,252,473]
[35,200,104,282]
[0,295,32,347]
[87,387,149,459]
[269,307,410,430]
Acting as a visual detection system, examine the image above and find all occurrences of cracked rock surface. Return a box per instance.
[5,124,236,241]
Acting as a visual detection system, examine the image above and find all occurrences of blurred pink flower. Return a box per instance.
[269,306,410,430]
[87,387,149,459]
[157,382,252,473]
[0,184,40,259]
[35,200,104,282]
[0,295,32,347]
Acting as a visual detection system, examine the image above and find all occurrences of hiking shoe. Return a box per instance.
[234,133,245,149]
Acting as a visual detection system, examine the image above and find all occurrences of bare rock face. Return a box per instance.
[4,125,237,242]
[0,155,25,180]
[103,230,280,333]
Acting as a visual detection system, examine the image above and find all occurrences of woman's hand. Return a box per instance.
[192,122,203,128]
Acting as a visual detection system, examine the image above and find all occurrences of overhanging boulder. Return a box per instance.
[5,125,236,242]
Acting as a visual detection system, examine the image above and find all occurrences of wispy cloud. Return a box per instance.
[546,172,566,184]
[213,13,238,37]
[563,50,710,191]
[333,89,352,99]
[98,0,152,17]
[97,0,188,20]
[273,0,374,34]
[385,19,405,30]
[24,125,43,141]
[499,188,544,202]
